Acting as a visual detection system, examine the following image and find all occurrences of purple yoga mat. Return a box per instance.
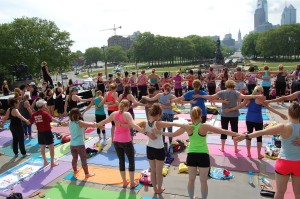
[172,153,260,172]
[0,137,12,147]
[0,161,72,197]
[265,159,276,173]
[0,130,12,138]
[134,109,146,114]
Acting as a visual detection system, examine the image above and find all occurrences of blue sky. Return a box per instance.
[0,0,299,52]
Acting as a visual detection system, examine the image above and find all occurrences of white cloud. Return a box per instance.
[0,0,299,52]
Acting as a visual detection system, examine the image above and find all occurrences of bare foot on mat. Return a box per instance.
[51,162,59,167]
[85,172,95,178]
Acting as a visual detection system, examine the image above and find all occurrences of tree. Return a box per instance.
[241,32,260,59]
[106,45,128,63]
[84,47,102,76]
[0,17,74,78]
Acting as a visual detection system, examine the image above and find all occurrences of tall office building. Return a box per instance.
[254,0,273,32]
[281,4,297,25]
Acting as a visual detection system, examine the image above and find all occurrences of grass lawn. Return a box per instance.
[245,60,298,71]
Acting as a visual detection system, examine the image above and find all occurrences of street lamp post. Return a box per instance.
[101,46,108,79]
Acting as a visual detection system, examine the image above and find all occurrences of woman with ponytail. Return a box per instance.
[96,99,155,189]
[158,106,238,199]
[224,85,287,159]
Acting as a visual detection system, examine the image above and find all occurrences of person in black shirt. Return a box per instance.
[41,61,54,87]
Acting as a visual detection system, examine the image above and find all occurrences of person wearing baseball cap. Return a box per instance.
[29,99,63,167]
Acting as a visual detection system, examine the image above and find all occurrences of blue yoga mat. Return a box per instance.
[0,145,42,157]
[63,172,142,190]
[0,157,45,191]
[87,152,149,170]
[135,113,147,119]
[217,114,270,120]
[88,128,111,137]
[24,137,61,147]
[240,108,269,113]
[108,143,146,155]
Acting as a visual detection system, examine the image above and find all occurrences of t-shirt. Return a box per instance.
[173,75,182,89]
[183,90,207,116]
[217,90,241,117]
[29,110,52,132]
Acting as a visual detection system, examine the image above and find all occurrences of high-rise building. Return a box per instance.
[254,0,274,32]
[222,33,235,47]
[281,4,297,25]
[108,35,132,51]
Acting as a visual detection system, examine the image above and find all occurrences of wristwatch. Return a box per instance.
[245,134,250,140]
[144,131,148,135]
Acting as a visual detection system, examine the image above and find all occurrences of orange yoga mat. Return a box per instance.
[135,118,146,123]
[74,166,141,185]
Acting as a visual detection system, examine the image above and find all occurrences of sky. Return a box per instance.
[0,0,299,52]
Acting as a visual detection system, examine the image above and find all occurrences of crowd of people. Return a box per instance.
[0,62,300,199]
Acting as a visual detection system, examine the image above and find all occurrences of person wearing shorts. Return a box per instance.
[234,102,300,199]
[161,106,237,199]
[29,99,62,167]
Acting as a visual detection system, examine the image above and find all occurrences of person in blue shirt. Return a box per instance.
[224,85,287,159]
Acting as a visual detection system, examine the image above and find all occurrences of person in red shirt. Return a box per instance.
[29,99,62,167]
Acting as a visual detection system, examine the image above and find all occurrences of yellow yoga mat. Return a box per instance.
[74,166,141,185]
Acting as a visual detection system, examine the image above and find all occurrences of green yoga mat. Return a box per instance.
[45,137,93,159]
[45,183,142,199]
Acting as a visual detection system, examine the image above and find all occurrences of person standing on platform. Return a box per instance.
[2,80,11,96]
[41,61,53,87]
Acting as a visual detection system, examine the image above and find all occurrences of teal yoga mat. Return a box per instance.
[240,107,269,113]
[135,113,147,119]
[0,145,41,157]
[24,137,61,147]
[87,152,149,170]
[217,114,270,120]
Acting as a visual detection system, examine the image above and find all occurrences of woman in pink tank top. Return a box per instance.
[96,99,155,189]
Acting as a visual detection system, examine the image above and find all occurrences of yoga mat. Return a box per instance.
[0,161,72,198]
[52,126,70,134]
[45,137,93,159]
[85,128,96,134]
[134,109,146,114]
[217,114,270,120]
[265,159,276,173]
[274,181,295,199]
[163,174,260,198]
[88,128,111,137]
[206,135,272,147]
[87,152,149,170]
[0,145,41,157]
[0,157,45,191]
[0,137,12,147]
[108,143,146,155]
[64,166,141,186]
[58,137,102,162]
[177,114,190,119]
[133,133,148,140]
[208,144,261,159]
[240,107,269,113]
[172,153,259,172]
[45,183,141,199]
[24,137,61,147]
[135,113,147,119]
[0,130,12,138]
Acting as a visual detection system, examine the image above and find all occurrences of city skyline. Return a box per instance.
[0,0,299,52]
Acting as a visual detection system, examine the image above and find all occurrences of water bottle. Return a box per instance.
[169,145,173,154]
[248,171,253,185]
[265,145,272,156]
[261,177,272,187]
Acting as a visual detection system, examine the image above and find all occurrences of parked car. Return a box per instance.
[61,74,68,79]
[81,78,96,90]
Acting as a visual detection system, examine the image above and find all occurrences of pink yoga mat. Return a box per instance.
[208,144,261,159]
[265,159,276,173]
[0,130,12,138]
[0,161,72,198]
[274,181,295,199]
[171,153,260,172]
[214,121,247,128]
[52,126,70,133]
[177,114,190,119]
[134,109,146,114]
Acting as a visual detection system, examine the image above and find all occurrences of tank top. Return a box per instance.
[107,91,118,111]
[19,100,31,120]
[122,94,134,116]
[41,66,47,77]
[246,99,263,123]
[31,87,38,100]
[9,108,22,130]
[188,123,208,153]
[173,76,182,89]
[261,71,271,87]
[158,93,173,114]
[115,77,123,91]
[146,121,163,149]
[150,77,158,84]
[130,76,137,87]
[66,86,70,95]
[188,75,194,86]
[94,97,105,115]
[279,123,300,160]
[138,75,147,86]
[68,96,78,111]
[248,74,257,85]
[69,121,85,146]
[207,72,216,86]
[2,85,9,96]
[123,77,130,85]
[113,112,131,142]
[97,76,103,84]
[276,72,286,83]
[55,88,63,101]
